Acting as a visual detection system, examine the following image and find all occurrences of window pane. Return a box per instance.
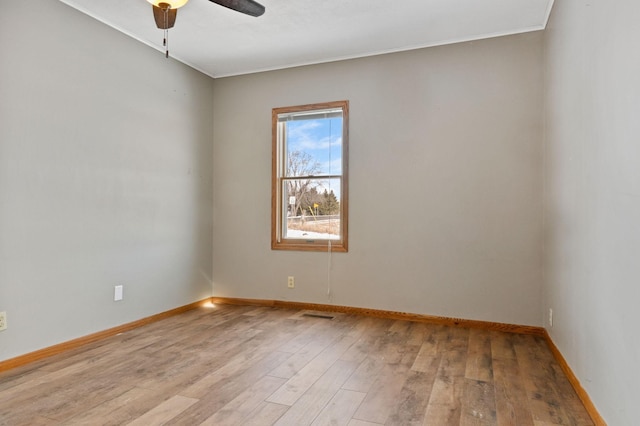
[284,115,343,177]
[283,178,341,240]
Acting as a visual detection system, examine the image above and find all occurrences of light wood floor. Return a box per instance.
[0,304,593,425]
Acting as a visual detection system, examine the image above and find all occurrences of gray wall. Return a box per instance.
[3,1,633,420]
[0,1,214,361]
[543,1,640,424]
[212,33,544,326]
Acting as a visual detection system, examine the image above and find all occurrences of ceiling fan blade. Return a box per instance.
[209,0,265,17]
[152,5,177,29]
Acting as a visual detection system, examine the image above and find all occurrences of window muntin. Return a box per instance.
[272,101,348,252]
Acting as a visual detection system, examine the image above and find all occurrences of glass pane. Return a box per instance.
[283,178,341,240]
[284,115,342,177]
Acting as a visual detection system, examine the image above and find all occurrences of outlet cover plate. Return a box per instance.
[0,311,7,331]
[114,285,124,301]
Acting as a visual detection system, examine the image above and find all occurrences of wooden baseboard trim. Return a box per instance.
[543,331,607,425]
[210,297,546,336]
[0,299,209,373]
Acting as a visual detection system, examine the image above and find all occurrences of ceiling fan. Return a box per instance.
[146,0,265,57]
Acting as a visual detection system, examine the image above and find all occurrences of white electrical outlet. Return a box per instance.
[0,312,7,331]
[114,285,124,301]
[549,308,553,327]
[287,276,295,289]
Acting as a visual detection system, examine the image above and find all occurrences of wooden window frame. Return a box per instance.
[271,100,349,252]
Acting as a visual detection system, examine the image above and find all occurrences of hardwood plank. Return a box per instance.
[341,355,385,393]
[164,331,268,399]
[240,402,289,426]
[197,376,286,425]
[267,317,364,406]
[339,317,392,364]
[351,348,420,424]
[513,336,575,425]
[63,387,151,425]
[0,360,139,422]
[406,322,432,347]
[340,318,399,392]
[386,369,440,425]
[273,359,359,426]
[126,395,199,426]
[242,307,274,317]
[310,389,366,426]
[175,316,310,399]
[169,350,294,424]
[465,329,493,382]
[0,358,98,406]
[411,326,442,372]
[0,409,60,426]
[268,329,340,379]
[492,356,535,426]
[460,378,497,426]
[422,357,466,425]
[386,325,451,425]
[126,310,286,395]
[1,329,165,382]
[0,364,50,393]
[422,328,470,426]
[389,319,413,334]
[275,318,328,354]
[490,331,518,360]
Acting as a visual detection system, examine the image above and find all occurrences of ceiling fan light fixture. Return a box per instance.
[145,0,264,59]
[146,0,189,9]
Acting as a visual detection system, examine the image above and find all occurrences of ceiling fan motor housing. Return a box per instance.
[152,3,177,29]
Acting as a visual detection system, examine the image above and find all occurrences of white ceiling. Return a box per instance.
[59,0,554,78]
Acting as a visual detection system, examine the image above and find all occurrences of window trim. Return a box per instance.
[271,100,349,252]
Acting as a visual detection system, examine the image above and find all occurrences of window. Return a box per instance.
[272,100,349,252]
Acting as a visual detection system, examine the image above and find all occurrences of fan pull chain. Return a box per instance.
[164,28,169,58]
[163,7,169,58]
